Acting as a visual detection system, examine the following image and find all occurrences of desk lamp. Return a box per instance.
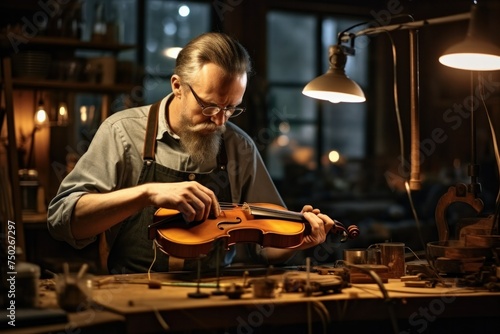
[303,3,500,191]
[303,3,500,267]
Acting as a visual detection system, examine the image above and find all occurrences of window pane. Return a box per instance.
[268,87,317,121]
[323,104,365,158]
[267,124,317,181]
[267,12,317,82]
[145,1,210,76]
[267,11,318,187]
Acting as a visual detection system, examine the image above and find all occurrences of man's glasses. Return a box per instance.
[187,84,245,118]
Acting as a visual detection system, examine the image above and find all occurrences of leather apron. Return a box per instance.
[107,101,233,274]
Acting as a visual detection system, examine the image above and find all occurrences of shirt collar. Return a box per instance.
[157,93,180,140]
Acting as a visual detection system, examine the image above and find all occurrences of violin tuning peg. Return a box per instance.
[347,225,360,239]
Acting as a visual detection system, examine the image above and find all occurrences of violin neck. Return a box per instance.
[247,205,304,222]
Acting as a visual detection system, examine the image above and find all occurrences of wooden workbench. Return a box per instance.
[3,270,500,333]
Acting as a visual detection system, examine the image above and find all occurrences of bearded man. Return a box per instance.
[47,32,335,274]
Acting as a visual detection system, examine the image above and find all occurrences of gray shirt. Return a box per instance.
[47,94,284,250]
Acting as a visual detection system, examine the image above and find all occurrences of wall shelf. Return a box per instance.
[0,35,135,53]
[0,33,138,261]
[10,78,136,94]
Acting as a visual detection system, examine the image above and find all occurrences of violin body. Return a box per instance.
[151,203,306,259]
[149,202,359,259]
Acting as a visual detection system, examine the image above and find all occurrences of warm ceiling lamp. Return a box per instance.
[34,93,49,128]
[439,3,500,71]
[302,45,365,103]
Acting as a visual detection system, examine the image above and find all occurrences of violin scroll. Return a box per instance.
[332,220,360,242]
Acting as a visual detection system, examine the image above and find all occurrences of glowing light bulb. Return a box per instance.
[80,106,88,124]
[58,102,68,126]
[34,105,48,127]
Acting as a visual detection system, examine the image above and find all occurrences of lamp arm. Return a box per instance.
[340,12,470,42]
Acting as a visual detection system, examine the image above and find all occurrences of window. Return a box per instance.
[143,1,211,103]
[266,11,368,204]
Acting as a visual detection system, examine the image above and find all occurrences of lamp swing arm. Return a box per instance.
[339,12,470,43]
[334,13,470,66]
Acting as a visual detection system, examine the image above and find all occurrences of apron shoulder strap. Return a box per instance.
[143,101,162,161]
[217,136,228,168]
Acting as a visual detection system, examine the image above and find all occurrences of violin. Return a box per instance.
[148,202,359,259]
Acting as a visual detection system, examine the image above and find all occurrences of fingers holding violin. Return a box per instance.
[182,182,220,221]
[301,205,313,213]
[301,205,321,215]
[147,181,219,222]
[303,212,327,241]
[317,213,335,234]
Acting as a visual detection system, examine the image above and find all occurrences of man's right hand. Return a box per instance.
[146,181,221,222]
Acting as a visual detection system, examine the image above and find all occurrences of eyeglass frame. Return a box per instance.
[187,84,246,118]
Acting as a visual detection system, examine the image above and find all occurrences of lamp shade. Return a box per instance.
[439,4,500,71]
[439,39,500,71]
[303,45,366,103]
[302,68,365,103]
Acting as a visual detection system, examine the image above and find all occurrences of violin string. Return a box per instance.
[248,205,304,221]
[148,240,159,281]
[219,202,304,221]
[219,202,241,209]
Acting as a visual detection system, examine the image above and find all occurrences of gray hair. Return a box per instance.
[174,32,252,84]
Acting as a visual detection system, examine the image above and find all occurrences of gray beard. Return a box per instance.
[178,118,226,166]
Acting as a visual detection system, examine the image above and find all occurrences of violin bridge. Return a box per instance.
[241,202,251,213]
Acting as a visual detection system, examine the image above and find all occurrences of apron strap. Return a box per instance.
[143,100,162,161]
[142,100,189,271]
[217,136,228,169]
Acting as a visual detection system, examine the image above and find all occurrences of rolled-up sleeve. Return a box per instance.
[47,190,94,248]
[47,112,144,249]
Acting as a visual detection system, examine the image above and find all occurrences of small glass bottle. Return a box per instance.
[91,2,107,42]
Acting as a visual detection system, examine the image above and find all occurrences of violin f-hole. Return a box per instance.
[217,218,243,230]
